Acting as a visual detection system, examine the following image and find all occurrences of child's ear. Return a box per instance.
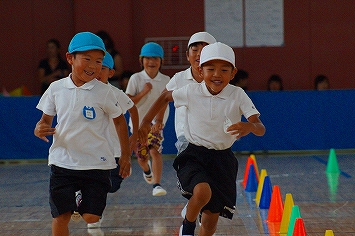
[230,67,238,80]
[109,69,115,78]
[198,66,204,77]
[66,52,74,65]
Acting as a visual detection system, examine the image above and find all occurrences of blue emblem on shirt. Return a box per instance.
[82,106,96,120]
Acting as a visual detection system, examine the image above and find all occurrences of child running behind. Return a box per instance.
[138,42,266,236]
[125,42,170,196]
[85,52,139,230]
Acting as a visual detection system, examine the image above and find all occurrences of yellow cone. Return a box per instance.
[255,169,267,206]
[325,229,334,236]
[250,154,260,179]
[279,193,294,234]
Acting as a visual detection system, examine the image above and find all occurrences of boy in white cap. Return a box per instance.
[125,42,170,196]
[85,52,138,229]
[138,42,266,236]
[34,32,131,236]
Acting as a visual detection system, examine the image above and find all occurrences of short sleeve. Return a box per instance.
[172,85,189,109]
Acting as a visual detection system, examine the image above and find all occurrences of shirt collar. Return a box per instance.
[200,81,232,99]
[143,70,161,81]
[64,74,97,90]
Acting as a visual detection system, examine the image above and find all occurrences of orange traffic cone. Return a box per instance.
[242,156,258,188]
[267,185,284,222]
[292,218,306,236]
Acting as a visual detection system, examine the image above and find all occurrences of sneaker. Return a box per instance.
[143,160,154,184]
[87,216,103,228]
[87,227,104,236]
[152,186,167,196]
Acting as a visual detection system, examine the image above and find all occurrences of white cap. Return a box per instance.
[188,32,216,48]
[199,42,235,67]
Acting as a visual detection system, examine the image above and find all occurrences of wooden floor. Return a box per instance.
[1,152,355,235]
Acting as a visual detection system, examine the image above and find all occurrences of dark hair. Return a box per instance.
[267,74,283,91]
[96,30,114,50]
[314,74,329,90]
[47,38,61,49]
[230,69,248,85]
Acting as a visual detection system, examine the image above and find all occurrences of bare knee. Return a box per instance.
[193,183,212,205]
[82,213,101,224]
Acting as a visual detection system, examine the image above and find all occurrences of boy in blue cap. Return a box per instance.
[86,52,139,229]
[125,42,170,196]
[138,42,265,236]
[34,32,131,236]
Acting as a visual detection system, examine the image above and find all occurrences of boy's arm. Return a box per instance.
[113,114,131,178]
[128,105,139,153]
[34,113,55,142]
[138,90,173,144]
[127,82,152,105]
[226,114,266,139]
[151,88,168,133]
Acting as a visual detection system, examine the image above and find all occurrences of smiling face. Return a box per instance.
[96,66,115,84]
[66,50,104,87]
[199,59,237,95]
[140,56,162,79]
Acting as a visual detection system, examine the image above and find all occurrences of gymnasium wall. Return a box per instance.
[1,1,355,95]
[1,90,354,159]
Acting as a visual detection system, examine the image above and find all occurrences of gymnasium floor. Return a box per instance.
[0,152,354,236]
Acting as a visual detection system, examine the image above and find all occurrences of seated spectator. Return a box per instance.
[267,74,284,91]
[314,74,329,90]
[37,38,70,94]
[230,69,249,90]
[96,30,124,87]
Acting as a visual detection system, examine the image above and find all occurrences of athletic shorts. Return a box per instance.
[135,131,164,161]
[173,143,238,219]
[49,165,111,218]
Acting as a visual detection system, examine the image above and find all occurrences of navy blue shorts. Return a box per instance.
[173,143,238,219]
[49,165,111,218]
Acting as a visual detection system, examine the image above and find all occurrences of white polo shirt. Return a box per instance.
[108,83,134,157]
[36,76,123,170]
[166,67,197,138]
[172,81,260,150]
[125,70,170,129]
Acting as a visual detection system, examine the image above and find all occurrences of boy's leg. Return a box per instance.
[136,142,154,184]
[52,212,71,236]
[186,182,211,222]
[198,210,219,236]
[150,148,162,185]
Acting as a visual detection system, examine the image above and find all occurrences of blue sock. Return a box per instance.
[182,217,196,235]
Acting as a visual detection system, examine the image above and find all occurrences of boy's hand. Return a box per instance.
[118,155,131,178]
[138,121,151,145]
[142,82,152,93]
[129,133,138,154]
[34,122,55,142]
[151,121,164,133]
[226,121,252,139]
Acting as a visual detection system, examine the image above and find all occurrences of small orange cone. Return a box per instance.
[324,229,334,236]
[292,218,306,236]
[242,157,257,188]
[267,185,284,222]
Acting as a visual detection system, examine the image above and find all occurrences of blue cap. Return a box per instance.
[140,42,164,58]
[102,52,114,69]
[68,32,106,54]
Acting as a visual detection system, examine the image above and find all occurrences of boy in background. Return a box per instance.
[125,42,170,196]
[34,32,131,236]
[86,52,138,229]
[138,42,266,236]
